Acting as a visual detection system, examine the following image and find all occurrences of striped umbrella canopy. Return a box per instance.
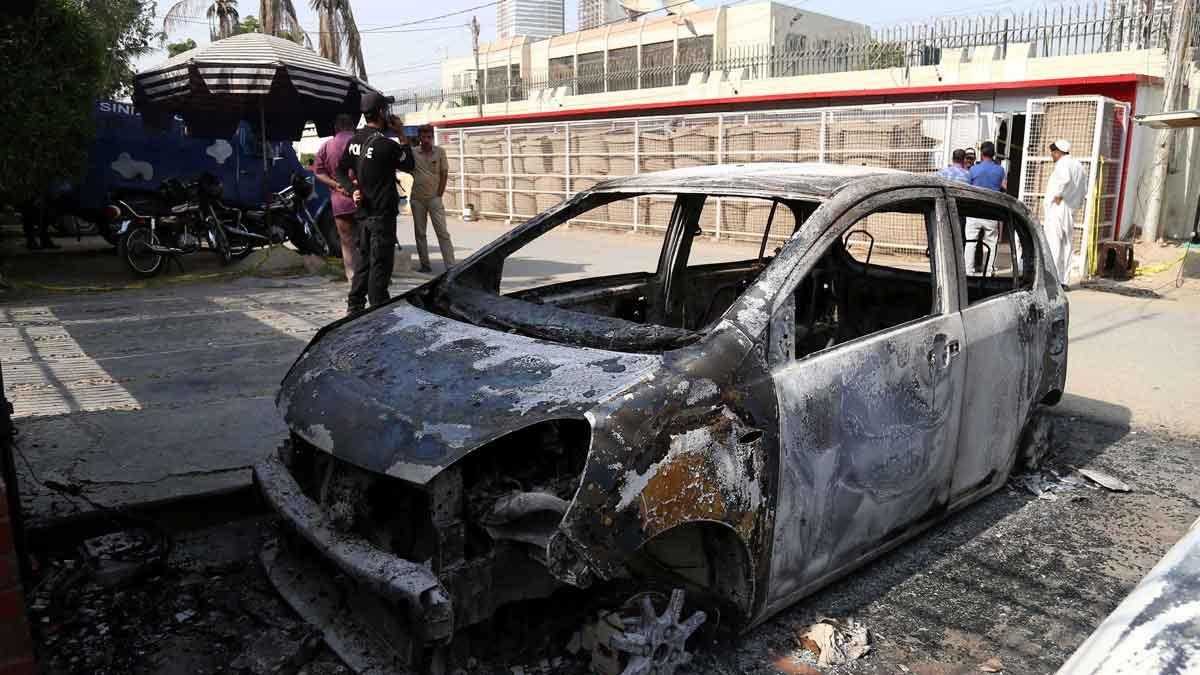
[133,33,378,141]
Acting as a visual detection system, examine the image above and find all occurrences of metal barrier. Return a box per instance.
[1017,95,1129,279]
[436,101,982,252]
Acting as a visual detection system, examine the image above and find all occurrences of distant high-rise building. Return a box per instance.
[578,0,625,30]
[497,0,565,40]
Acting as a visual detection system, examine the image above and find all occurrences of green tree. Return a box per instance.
[235,14,260,33]
[88,0,162,96]
[166,37,197,56]
[259,0,309,46]
[311,0,366,80]
[0,0,105,205]
[164,0,240,41]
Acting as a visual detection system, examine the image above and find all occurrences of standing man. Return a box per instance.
[965,141,1007,275]
[20,199,57,250]
[1043,139,1087,286]
[963,147,977,172]
[408,124,455,273]
[313,113,359,284]
[335,92,415,314]
[937,149,971,184]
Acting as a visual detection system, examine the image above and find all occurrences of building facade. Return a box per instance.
[401,0,1200,248]
[578,0,626,31]
[497,0,565,40]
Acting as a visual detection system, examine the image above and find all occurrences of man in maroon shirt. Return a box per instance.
[313,113,360,282]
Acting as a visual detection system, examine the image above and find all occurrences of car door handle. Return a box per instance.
[1025,305,1044,323]
[928,338,960,370]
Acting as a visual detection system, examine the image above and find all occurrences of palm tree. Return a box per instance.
[260,0,311,47]
[163,0,240,42]
[310,0,367,80]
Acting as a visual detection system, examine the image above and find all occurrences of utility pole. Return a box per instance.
[470,16,483,118]
[1141,0,1194,241]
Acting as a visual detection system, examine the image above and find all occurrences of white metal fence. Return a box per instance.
[1017,96,1129,280]
[436,101,982,252]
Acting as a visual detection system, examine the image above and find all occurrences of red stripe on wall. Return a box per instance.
[430,74,1154,128]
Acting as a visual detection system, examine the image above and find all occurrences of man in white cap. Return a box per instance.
[1043,139,1087,286]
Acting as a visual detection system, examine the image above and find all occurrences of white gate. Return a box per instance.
[437,101,982,253]
[1017,95,1130,281]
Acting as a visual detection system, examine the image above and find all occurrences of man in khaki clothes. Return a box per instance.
[408,124,455,273]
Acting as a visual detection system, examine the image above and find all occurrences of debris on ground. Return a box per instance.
[231,629,322,674]
[80,529,164,588]
[979,656,1005,672]
[1074,467,1134,492]
[771,654,821,674]
[1012,468,1097,501]
[795,617,871,666]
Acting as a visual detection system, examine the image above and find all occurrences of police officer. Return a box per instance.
[335,92,415,314]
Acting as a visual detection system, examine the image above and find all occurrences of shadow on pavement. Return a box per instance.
[2,277,344,528]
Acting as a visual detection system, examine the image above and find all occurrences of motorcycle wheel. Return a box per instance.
[118,226,164,278]
[316,207,341,259]
[295,214,331,257]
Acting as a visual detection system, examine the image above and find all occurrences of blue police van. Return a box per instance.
[61,100,334,249]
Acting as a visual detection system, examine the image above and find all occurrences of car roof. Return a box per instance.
[589,162,1029,210]
[590,163,909,199]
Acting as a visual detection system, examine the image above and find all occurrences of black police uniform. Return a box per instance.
[335,126,414,311]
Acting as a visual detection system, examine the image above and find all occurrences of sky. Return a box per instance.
[142,0,1056,93]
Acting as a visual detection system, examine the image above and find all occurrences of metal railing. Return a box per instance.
[435,101,983,251]
[393,0,1196,114]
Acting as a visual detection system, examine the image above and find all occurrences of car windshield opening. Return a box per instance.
[418,191,818,352]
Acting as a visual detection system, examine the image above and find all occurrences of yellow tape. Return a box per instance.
[1134,253,1188,277]
[9,244,292,293]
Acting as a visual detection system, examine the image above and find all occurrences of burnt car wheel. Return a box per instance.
[597,589,707,675]
[1017,404,1055,472]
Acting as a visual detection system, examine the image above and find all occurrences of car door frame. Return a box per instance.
[943,187,1052,503]
[757,186,968,620]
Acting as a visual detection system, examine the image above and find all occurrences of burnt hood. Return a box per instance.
[278,301,660,484]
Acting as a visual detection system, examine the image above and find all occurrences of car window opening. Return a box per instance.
[956,199,1037,304]
[790,199,940,360]
[420,192,818,353]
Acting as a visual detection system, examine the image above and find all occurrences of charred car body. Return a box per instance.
[256,164,1068,671]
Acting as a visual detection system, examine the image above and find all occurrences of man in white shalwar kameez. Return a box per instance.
[1043,139,1088,286]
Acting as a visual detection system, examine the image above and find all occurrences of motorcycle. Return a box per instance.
[111,174,236,277]
[240,174,330,258]
[110,173,329,278]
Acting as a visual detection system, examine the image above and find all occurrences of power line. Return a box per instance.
[359,1,502,33]
[162,15,469,35]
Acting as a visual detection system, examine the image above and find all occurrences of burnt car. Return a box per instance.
[256,164,1068,672]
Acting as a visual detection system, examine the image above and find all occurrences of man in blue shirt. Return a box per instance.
[937,149,970,184]
[965,141,1006,275]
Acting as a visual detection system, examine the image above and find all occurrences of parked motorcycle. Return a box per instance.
[110,173,329,278]
[111,174,235,277]
[240,174,330,258]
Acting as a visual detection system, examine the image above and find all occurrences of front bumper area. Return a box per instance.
[253,451,454,642]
